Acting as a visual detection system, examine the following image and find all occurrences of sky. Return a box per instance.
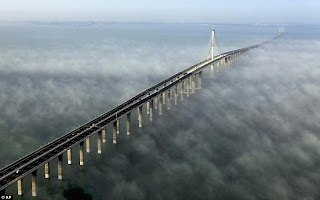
[0,0,319,24]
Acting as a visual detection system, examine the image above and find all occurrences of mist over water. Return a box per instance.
[1,22,320,199]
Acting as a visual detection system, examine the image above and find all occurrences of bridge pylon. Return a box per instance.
[211,28,215,61]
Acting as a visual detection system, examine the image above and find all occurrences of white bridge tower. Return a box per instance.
[211,28,215,60]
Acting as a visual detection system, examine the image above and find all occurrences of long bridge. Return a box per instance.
[0,27,285,197]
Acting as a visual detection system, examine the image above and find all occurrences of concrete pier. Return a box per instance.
[32,170,37,197]
[174,86,178,105]
[192,75,196,93]
[79,141,84,166]
[210,64,214,77]
[163,85,166,105]
[186,79,190,97]
[138,106,142,127]
[58,154,62,180]
[97,131,102,154]
[113,121,117,144]
[150,100,153,121]
[102,128,106,143]
[220,59,224,72]
[45,163,50,178]
[167,90,171,110]
[147,94,150,114]
[155,89,158,109]
[181,81,184,101]
[126,113,131,135]
[189,77,192,93]
[116,119,120,134]
[159,94,163,115]
[117,119,120,135]
[216,61,220,72]
[170,81,173,100]
[198,71,202,89]
[67,149,72,165]
[225,57,229,69]
[17,179,23,196]
[86,138,90,153]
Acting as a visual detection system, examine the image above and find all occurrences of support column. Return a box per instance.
[126,113,131,135]
[150,100,153,122]
[181,81,184,101]
[113,121,117,144]
[210,64,214,77]
[32,170,37,197]
[102,128,106,143]
[159,94,163,115]
[79,141,84,166]
[67,149,72,165]
[216,61,220,72]
[189,77,192,93]
[116,119,120,135]
[170,81,173,100]
[163,85,166,105]
[86,138,90,153]
[138,106,142,128]
[198,71,202,89]
[174,85,178,105]
[155,89,158,109]
[147,94,150,114]
[224,57,228,71]
[17,179,23,196]
[167,90,171,110]
[58,154,62,180]
[97,131,102,154]
[226,57,229,68]
[186,79,190,97]
[45,163,50,178]
[192,75,196,93]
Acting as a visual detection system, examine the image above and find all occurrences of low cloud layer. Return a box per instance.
[1,23,320,199]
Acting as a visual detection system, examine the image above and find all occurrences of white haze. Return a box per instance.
[1,23,320,199]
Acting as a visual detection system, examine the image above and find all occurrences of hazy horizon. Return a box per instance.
[0,21,315,26]
[0,0,319,24]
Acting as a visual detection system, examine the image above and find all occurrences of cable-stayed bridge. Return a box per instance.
[0,27,285,197]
